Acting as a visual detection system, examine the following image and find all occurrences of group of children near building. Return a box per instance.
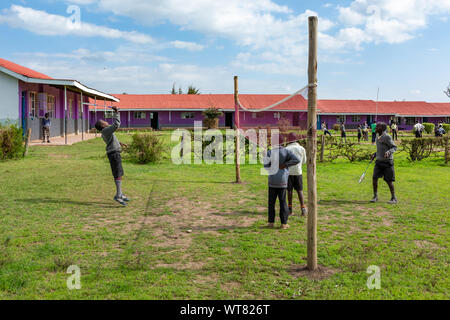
[96,107,398,229]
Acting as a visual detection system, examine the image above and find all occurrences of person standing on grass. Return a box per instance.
[42,112,51,143]
[263,141,301,229]
[435,124,446,137]
[391,121,398,141]
[357,124,362,143]
[363,122,369,141]
[95,106,130,206]
[285,133,307,216]
[340,122,347,143]
[370,122,398,204]
[322,122,332,137]
[414,121,424,138]
[371,122,377,144]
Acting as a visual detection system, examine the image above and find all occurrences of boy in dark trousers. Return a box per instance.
[264,142,301,229]
[95,106,129,206]
[42,113,51,143]
[370,122,398,204]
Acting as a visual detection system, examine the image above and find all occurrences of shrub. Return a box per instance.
[202,107,223,129]
[400,138,437,161]
[422,123,435,134]
[0,125,24,160]
[332,123,340,131]
[202,107,223,120]
[339,142,373,162]
[124,133,165,164]
[442,124,450,134]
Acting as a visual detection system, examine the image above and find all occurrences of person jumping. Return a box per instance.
[95,106,130,206]
[370,122,398,204]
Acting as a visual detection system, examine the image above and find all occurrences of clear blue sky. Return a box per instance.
[0,0,449,102]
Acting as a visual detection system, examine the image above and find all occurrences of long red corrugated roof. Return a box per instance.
[89,94,308,111]
[0,58,53,80]
[89,94,450,116]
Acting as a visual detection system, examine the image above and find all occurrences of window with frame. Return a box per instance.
[351,115,361,123]
[105,111,114,118]
[445,117,450,124]
[336,115,346,124]
[29,92,38,117]
[181,112,195,119]
[405,117,415,125]
[47,95,56,118]
[274,112,280,119]
[134,112,146,119]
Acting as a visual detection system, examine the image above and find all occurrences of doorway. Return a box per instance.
[225,112,233,128]
[150,112,159,129]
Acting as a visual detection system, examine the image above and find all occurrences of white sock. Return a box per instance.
[115,179,123,198]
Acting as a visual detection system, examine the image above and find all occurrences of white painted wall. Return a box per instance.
[0,71,19,121]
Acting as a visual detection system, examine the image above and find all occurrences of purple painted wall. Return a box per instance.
[19,81,89,120]
[90,110,309,129]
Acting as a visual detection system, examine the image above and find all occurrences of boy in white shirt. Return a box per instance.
[285,133,308,216]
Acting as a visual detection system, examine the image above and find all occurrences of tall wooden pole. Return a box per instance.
[234,76,241,183]
[81,92,84,141]
[64,86,68,145]
[306,16,318,271]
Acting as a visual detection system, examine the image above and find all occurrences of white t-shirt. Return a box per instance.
[285,142,307,176]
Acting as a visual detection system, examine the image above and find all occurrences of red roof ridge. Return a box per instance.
[0,58,53,80]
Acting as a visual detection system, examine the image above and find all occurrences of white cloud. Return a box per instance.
[169,40,205,51]
[336,0,450,48]
[91,1,338,76]
[0,5,154,44]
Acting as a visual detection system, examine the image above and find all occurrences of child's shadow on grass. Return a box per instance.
[318,199,369,205]
[16,198,117,208]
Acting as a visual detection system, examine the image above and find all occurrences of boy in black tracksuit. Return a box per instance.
[370,122,398,204]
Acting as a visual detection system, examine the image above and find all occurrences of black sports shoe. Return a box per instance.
[388,198,398,204]
[370,196,378,203]
[121,195,130,202]
[114,196,127,206]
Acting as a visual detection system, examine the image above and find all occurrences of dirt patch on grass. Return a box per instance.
[288,264,337,280]
[48,154,70,159]
[414,240,443,250]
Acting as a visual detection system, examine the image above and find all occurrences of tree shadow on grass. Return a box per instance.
[15,198,117,208]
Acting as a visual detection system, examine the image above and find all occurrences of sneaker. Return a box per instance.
[388,198,398,204]
[267,223,274,228]
[370,196,378,203]
[47,140,51,143]
[301,207,308,216]
[120,195,130,202]
[281,224,290,229]
[114,196,127,206]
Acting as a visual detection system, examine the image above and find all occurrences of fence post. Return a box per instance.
[320,134,325,162]
[23,128,32,157]
[445,137,449,164]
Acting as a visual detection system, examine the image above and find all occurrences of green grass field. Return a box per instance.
[0,131,448,299]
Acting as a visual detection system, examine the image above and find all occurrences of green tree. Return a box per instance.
[171,83,177,94]
[445,83,450,98]
[187,85,200,95]
[178,87,183,94]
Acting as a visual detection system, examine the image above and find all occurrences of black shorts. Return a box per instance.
[373,160,395,182]
[287,175,303,191]
[107,151,124,179]
[341,132,346,137]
